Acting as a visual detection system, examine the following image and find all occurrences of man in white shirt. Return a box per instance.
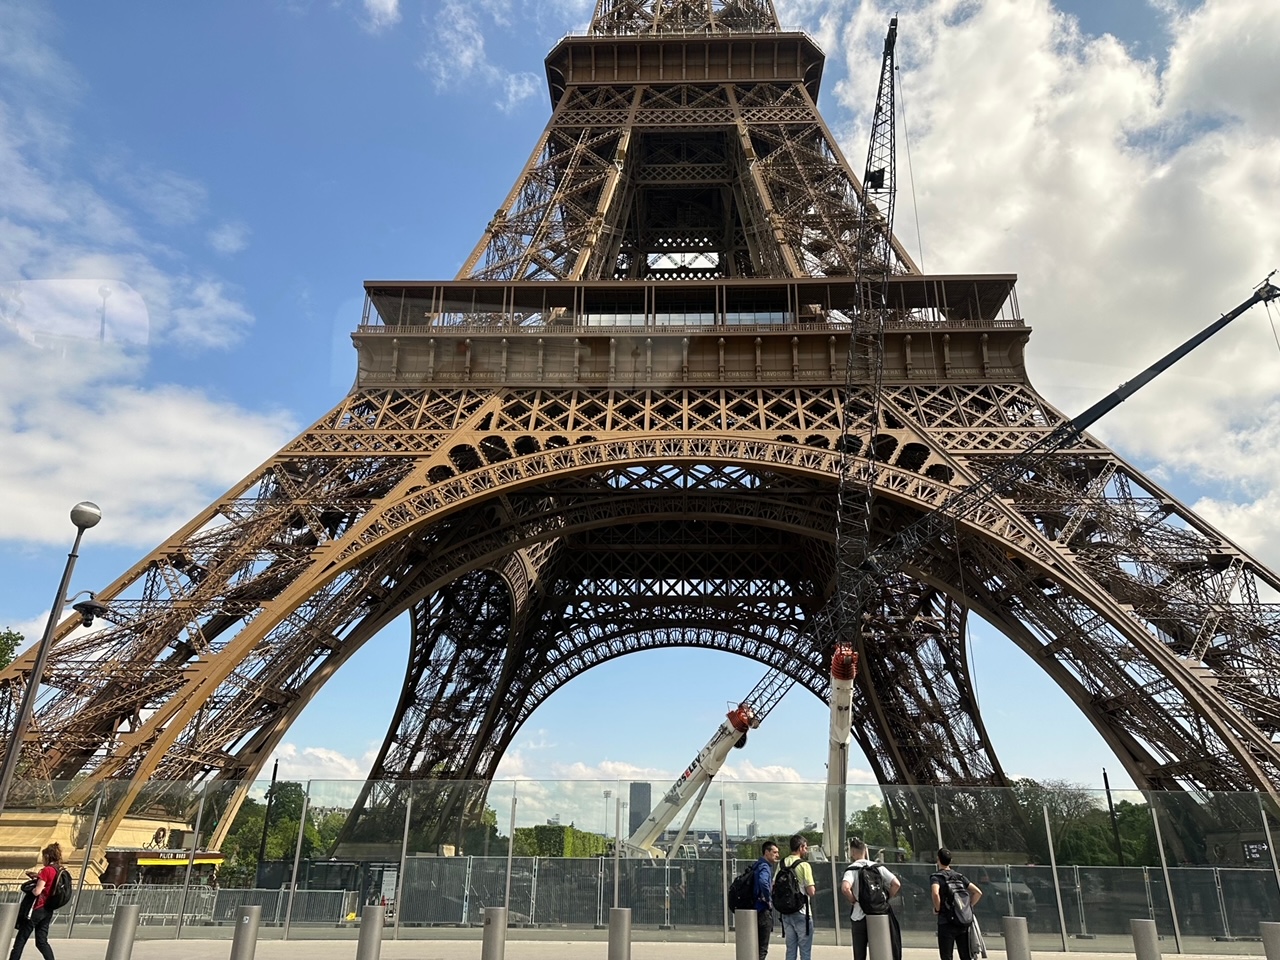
[840,837,902,960]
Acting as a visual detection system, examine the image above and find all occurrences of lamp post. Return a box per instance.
[748,792,757,837]
[97,285,111,343]
[0,502,102,818]
[733,802,741,838]
[603,789,612,837]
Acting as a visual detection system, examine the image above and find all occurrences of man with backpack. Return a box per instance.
[930,847,983,960]
[840,837,902,960]
[775,835,817,960]
[751,840,781,960]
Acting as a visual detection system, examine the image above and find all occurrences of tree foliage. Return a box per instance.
[219,781,325,886]
[0,629,23,670]
[1010,777,1158,867]
[513,823,608,858]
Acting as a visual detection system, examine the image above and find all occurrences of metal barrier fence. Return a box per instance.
[1,860,1277,945]
[0,884,346,929]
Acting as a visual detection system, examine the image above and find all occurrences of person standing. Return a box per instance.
[10,842,62,960]
[930,847,983,960]
[778,835,817,960]
[753,840,781,960]
[841,837,902,960]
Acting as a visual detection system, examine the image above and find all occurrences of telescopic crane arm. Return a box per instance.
[845,273,1280,622]
[623,670,798,856]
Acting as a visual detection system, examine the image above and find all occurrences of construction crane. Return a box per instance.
[617,17,903,861]
[825,11,902,857]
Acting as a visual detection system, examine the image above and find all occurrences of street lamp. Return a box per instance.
[0,502,103,817]
[98,285,112,342]
[603,789,612,837]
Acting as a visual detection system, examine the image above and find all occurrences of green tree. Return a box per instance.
[217,782,326,886]
[847,803,895,849]
[316,811,348,851]
[264,781,307,825]
[0,629,23,670]
[1010,777,1158,866]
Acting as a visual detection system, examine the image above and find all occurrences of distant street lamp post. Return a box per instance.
[748,792,758,835]
[603,789,612,836]
[98,285,111,342]
[0,502,103,819]
[733,802,741,838]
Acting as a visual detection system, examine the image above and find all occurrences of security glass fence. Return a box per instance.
[2,778,1277,949]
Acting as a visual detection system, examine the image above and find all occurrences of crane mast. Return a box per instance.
[827,13,901,853]
[620,17,903,861]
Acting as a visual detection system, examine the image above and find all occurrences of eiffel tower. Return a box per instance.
[3,0,1279,851]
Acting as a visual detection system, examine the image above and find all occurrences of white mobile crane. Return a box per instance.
[619,643,860,860]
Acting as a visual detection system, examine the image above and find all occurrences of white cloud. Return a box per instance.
[1162,1,1280,135]
[207,222,251,256]
[99,159,208,227]
[498,72,541,113]
[0,337,296,548]
[270,741,382,782]
[361,0,401,32]
[814,0,1280,566]
[418,1,586,109]
[422,1,493,89]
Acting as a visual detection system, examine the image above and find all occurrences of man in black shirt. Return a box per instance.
[929,847,982,960]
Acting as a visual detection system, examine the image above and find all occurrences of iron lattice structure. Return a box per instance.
[3,0,1280,849]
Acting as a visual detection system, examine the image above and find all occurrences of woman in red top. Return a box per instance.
[10,842,60,960]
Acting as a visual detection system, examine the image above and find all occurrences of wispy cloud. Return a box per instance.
[270,741,383,782]
[207,221,251,256]
[362,0,401,32]
[418,0,576,112]
[98,157,208,227]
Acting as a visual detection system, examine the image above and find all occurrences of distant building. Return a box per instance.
[629,782,652,836]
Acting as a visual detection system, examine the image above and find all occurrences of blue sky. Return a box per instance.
[2,0,1279,804]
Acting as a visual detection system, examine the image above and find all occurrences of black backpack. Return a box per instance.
[728,866,755,911]
[942,873,973,925]
[44,868,73,910]
[857,864,891,915]
[774,860,804,915]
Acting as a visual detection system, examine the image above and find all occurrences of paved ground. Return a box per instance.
[9,941,1259,960]
[11,930,1268,960]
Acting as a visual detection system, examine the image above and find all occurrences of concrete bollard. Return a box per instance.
[1261,922,1280,960]
[1001,916,1032,960]
[867,914,893,960]
[104,904,142,960]
[608,907,632,960]
[356,905,385,960]
[230,905,262,960]
[481,907,508,960]
[1132,919,1162,960]
[0,903,19,959]
[734,909,759,960]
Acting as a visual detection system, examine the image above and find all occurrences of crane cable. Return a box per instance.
[1266,295,1280,357]
[896,64,926,273]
